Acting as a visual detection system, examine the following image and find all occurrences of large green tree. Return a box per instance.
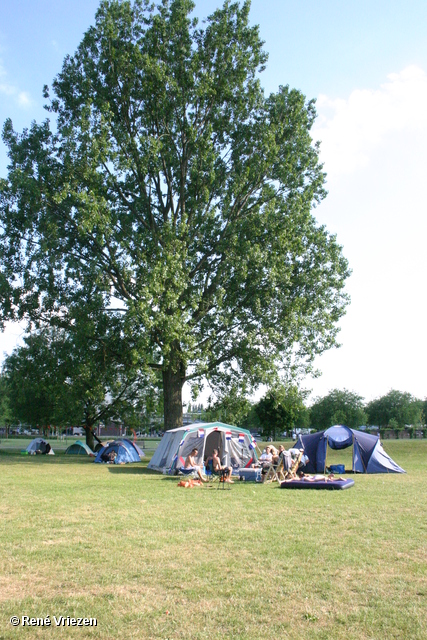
[422,399,427,428]
[203,385,253,426]
[366,390,422,430]
[2,336,57,432]
[309,389,367,431]
[255,385,309,440]
[0,374,13,435]
[2,316,157,449]
[0,0,349,429]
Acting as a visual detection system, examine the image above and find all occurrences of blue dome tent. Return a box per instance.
[116,438,145,458]
[94,439,142,464]
[294,425,405,474]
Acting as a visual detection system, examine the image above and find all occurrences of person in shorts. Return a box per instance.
[211,448,234,483]
[184,448,207,482]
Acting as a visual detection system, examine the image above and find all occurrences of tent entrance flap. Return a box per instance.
[204,431,223,461]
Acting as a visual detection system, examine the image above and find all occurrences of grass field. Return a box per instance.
[0,440,426,639]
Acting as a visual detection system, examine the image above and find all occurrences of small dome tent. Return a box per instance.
[94,439,142,464]
[26,438,55,455]
[65,440,95,456]
[148,422,258,474]
[294,425,405,474]
[116,438,145,458]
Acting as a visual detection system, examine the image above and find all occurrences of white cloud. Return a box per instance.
[0,60,33,108]
[313,65,427,177]
[17,91,31,107]
[305,66,427,403]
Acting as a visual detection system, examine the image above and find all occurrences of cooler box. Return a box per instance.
[329,464,345,474]
[238,468,262,482]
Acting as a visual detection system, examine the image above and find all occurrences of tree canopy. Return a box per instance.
[255,385,309,439]
[309,388,367,431]
[0,0,350,429]
[0,374,13,430]
[366,390,422,429]
[2,316,157,447]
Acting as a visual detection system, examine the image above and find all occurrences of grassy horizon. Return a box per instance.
[0,440,426,639]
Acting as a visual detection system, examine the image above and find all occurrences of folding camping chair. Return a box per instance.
[205,459,231,490]
[178,467,199,481]
[263,453,286,484]
[205,459,219,485]
[283,450,304,480]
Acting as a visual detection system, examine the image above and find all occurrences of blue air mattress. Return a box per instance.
[280,478,354,490]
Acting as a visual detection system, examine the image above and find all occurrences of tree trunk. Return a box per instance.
[84,425,95,451]
[163,367,184,431]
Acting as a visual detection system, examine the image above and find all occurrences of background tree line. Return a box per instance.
[204,386,427,439]
[1,336,425,441]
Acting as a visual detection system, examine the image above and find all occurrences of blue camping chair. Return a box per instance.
[204,459,218,483]
[178,466,199,480]
[205,459,230,490]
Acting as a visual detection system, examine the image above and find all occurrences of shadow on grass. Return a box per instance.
[0,450,98,465]
[0,450,162,474]
[107,465,157,475]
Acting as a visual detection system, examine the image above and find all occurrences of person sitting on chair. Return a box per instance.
[272,445,285,465]
[184,448,207,482]
[211,448,234,483]
[259,446,273,467]
[269,444,278,458]
[282,449,304,480]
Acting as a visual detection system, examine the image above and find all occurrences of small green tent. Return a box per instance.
[65,440,95,456]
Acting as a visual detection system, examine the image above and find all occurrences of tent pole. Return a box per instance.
[324,436,328,474]
[352,433,354,472]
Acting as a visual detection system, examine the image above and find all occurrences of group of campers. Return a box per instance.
[258,445,345,482]
[182,443,315,483]
[258,444,307,481]
[183,448,234,483]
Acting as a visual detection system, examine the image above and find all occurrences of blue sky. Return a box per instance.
[1,0,427,404]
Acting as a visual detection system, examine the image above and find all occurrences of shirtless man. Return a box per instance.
[184,448,207,482]
[211,448,234,483]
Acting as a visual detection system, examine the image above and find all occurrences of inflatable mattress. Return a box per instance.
[280,478,354,490]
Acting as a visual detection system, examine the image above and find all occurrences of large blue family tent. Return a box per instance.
[94,438,142,464]
[294,425,405,474]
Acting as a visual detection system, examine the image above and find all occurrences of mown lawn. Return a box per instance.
[0,440,426,639]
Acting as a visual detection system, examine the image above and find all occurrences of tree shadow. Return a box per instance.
[107,465,159,475]
[0,450,161,473]
[0,450,96,465]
